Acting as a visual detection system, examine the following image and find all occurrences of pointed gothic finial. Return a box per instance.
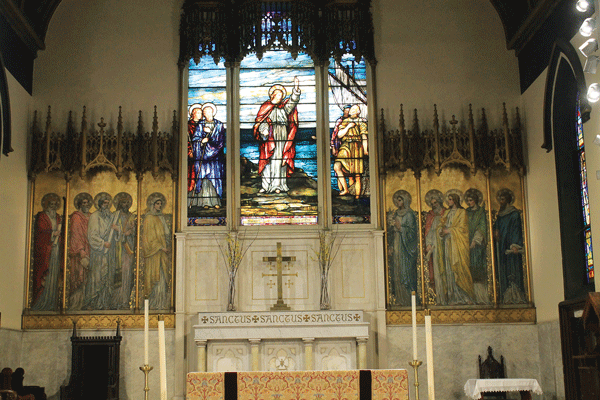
[450,115,458,127]
[412,108,419,134]
[172,109,178,132]
[137,110,144,135]
[379,108,385,133]
[118,106,123,131]
[433,104,439,132]
[98,117,106,130]
[45,106,52,131]
[481,107,488,130]
[515,107,521,128]
[81,106,87,129]
[502,102,509,127]
[153,106,159,133]
[468,104,474,128]
[399,104,405,133]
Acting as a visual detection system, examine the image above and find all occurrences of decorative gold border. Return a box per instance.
[386,308,536,325]
[22,313,175,330]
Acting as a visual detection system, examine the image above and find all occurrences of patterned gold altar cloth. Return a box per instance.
[187,370,409,400]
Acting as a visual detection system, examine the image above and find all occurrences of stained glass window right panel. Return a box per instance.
[328,54,370,224]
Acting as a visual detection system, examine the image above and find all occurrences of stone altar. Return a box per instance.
[194,310,369,372]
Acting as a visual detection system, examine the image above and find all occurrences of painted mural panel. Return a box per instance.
[28,170,175,314]
[385,169,504,308]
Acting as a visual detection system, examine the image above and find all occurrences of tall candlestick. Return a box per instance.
[425,310,435,400]
[158,319,167,400]
[411,291,418,360]
[144,299,149,365]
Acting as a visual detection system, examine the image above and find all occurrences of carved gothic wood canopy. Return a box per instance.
[178,0,376,66]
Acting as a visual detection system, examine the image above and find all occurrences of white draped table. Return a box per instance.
[464,379,542,400]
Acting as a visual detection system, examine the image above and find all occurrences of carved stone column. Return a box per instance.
[357,337,368,369]
[302,338,315,370]
[196,339,207,372]
[249,339,261,371]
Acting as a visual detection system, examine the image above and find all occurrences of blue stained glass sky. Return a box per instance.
[239,51,316,129]
[188,57,227,125]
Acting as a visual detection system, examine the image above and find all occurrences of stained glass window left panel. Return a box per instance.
[187,56,227,226]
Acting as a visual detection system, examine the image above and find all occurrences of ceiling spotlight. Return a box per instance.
[577,0,594,13]
[585,56,600,73]
[580,17,597,36]
[580,38,599,56]
[587,83,600,102]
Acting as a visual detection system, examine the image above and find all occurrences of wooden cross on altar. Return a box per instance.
[262,242,297,311]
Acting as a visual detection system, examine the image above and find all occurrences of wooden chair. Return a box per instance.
[478,346,507,399]
[0,368,18,400]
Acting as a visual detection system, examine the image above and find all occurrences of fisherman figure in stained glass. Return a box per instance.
[332,104,368,198]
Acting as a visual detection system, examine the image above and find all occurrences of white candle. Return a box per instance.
[144,299,149,365]
[425,312,435,400]
[158,319,167,400]
[411,291,418,360]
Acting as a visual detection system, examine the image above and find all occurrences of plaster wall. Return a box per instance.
[0,69,31,330]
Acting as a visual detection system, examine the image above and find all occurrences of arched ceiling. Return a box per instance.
[0,0,565,56]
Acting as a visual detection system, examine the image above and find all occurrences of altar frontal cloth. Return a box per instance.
[187,370,409,400]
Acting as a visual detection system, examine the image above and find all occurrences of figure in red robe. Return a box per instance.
[68,192,92,310]
[253,76,301,194]
[31,193,63,311]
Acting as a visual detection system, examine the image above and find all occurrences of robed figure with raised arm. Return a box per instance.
[254,76,301,194]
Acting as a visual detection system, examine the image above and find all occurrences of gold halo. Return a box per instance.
[189,103,202,118]
[202,102,217,116]
[268,84,286,99]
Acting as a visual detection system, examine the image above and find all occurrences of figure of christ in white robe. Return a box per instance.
[254,79,301,194]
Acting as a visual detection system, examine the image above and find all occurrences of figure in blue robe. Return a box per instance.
[189,103,225,208]
[387,190,419,306]
[493,189,526,304]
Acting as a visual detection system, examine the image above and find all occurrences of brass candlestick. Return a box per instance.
[409,360,423,400]
[140,364,153,400]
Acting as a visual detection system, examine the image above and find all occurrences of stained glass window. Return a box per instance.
[187,56,227,226]
[577,95,594,282]
[239,50,317,226]
[328,54,370,224]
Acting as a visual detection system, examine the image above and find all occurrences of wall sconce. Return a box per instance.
[580,38,599,56]
[577,0,595,13]
[581,17,597,36]
[585,55,600,73]
[588,83,600,102]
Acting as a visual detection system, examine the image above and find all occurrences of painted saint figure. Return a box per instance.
[111,192,137,309]
[31,193,63,311]
[68,192,92,310]
[254,76,301,194]
[493,188,526,304]
[188,103,225,208]
[142,192,171,309]
[435,190,475,305]
[386,190,418,306]
[424,189,445,299]
[84,192,115,310]
[333,104,368,198]
[465,188,489,304]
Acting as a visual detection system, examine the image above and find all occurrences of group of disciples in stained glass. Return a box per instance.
[387,188,526,307]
